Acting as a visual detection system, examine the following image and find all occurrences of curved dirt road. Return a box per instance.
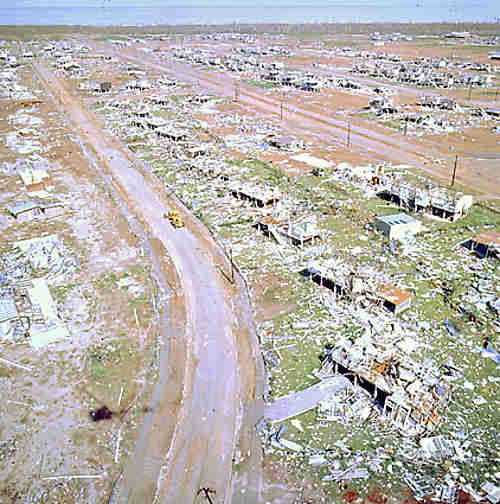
[34,61,249,504]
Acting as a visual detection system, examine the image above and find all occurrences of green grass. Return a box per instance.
[381,119,402,130]
[90,101,105,111]
[89,339,138,382]
[219,216,254,228]
[243,79,279,90]
[324,40,365,48]
[94,35,130,42]
[96,272,120,291]
[97,83,500,501]
[447,44,500,52]
[51,283,78,303]
[1,22,498,42]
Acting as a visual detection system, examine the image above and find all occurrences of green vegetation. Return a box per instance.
[89,339,139,384]
[150,148,499,499]
[51,283,77,303]
[1,22,498,41]
[94,35,131,42]
[90,101,105,111]
[243,79,278,89]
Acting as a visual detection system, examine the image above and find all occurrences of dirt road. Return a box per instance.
[115,48,430,164]
[105,44,499,196]
[34,61,250,504]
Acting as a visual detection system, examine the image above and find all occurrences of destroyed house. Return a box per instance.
[320,333,452,434]
[377,284,413,314]
[300,78,321,92]
[7,278,69,348]
[145,116,168,130]
[40,201,65,219]
[380,180,473,221]
[304,259,413,314]
[156,127,189,142]
[262,69,281,82]
[445,31,471,38]
[159,78,177,87]
[230,183,281,207]
[126,79,151,90]
[466,231,500,259]
[131,106,150,118]
[0,297,19,340]
[190,161,223,177]
[281,74,300,86]
[373,213,422,241]
[278,214,321,246]
[486,109,500,119]
[370,97,398,114]
[189,94,213,104]
[428,187,473,221]
[417,95,455,109]
[267,135,304,151]
[99,81,112,93]
[18,165,51,190]
[257,214,321,247]
[7,201,42,222]
[305,258,375,301]
[0,298,18,324]
[186,144,210,158]
[147,95,169,106]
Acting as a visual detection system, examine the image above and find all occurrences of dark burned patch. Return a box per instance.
[90,406,113,422]
[90,404,152,422]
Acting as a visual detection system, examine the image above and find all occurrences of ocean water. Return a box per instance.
[0,3,499,26]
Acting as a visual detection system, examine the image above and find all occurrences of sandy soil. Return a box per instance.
[0,63,161,503]
[2,29,498,504]
[33,59,263,504]
[106,42,499,197]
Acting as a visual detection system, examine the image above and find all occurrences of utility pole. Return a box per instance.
[230,247,235,284]
[404,116,408,136]
[280,101,284,121]
[450,155,458,186]
[233,79,239,102]
[495,87,499,103]
[468,82,472,101]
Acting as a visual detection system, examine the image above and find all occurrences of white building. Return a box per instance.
[374,213,422,241]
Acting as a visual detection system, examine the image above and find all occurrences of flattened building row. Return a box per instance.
[379,179,474,221]
[319,331,453,435]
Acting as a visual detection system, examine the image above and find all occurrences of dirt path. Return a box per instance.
[33,61,253,504]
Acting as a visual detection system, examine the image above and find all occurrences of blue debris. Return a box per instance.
[444,320,458,337]
[482,344,500,364]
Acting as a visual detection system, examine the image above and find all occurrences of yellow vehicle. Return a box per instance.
[165,210,184,228]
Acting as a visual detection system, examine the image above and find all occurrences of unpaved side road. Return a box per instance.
[34,61,254,504]
[108,44,499,197]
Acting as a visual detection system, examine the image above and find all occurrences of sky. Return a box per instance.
[9,0,497,6]
[7,0,500,16]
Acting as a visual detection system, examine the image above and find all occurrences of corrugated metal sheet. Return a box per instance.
[0,298,19,322]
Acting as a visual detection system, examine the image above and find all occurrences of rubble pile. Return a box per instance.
[367,95,498,137]
[351,57,495,89]
[59,36,500,502]
[0,234,78,347]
